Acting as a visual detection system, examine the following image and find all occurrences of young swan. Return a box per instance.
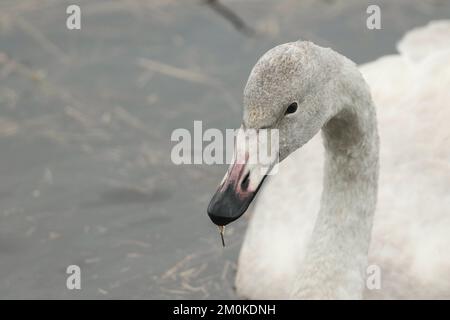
[208,41,379,299]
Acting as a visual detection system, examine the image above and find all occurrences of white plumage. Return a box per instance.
[235,21,450,299]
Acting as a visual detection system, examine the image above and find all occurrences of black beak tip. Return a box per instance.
[207,185,255,226]
[207,212,236,226]
[207,196,239,226]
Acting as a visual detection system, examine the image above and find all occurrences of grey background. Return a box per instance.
[0,0,449,299]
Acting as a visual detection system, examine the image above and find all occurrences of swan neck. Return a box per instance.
[293,92,379,299]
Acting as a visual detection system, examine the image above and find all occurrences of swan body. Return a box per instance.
[233,21,450,299]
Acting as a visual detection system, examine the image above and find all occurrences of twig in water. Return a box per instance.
[204,0,256,36]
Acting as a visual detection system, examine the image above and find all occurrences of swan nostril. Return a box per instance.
[241,172,250,191]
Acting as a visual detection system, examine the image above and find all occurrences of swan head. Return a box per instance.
[208,41,355,226]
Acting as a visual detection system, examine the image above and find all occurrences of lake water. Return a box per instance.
[0,0,449,299]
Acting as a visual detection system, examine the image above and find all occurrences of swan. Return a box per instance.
[207,20,450,299]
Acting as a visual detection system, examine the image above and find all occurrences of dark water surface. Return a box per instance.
[0,0,449,299]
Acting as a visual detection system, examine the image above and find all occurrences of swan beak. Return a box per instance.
[207,159,267,226]
[207,129,276,226]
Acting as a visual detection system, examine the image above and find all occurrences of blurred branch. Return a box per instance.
[137,57,240,112]
[15,17,69,63]
[204,0,256,36]
[138,58,220,86]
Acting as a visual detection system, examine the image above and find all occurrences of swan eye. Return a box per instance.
[285,102,298,115]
